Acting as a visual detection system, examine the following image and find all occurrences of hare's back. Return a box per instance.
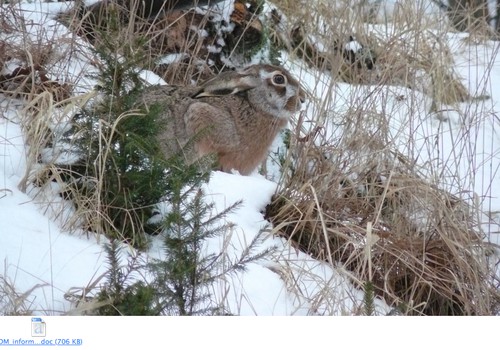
[139,85,199,105]
[138,85,200,158]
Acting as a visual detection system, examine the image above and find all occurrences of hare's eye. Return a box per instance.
[272,74,286,85]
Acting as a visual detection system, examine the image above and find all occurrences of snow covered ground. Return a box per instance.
[1,0,499,316]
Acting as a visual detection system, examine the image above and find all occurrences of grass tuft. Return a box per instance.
[265,0,500,315]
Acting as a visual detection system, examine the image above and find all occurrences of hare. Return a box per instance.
[138,64,305,175]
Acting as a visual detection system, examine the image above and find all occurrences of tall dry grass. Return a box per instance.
[1,0,215,235]
[265,0,500,314]
[2,0,499,315]
[1,3,108,236]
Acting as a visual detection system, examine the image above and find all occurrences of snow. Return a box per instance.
[345,40,363,53]
[1,0,499,316]
[0,100,106,314]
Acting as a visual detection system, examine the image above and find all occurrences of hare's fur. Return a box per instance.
[139,64,304,175]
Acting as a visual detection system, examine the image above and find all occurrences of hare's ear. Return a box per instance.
[193,70,260,98]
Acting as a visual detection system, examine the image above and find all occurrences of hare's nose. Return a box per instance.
[298,90,306,104]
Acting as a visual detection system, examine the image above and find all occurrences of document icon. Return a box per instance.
[31,318,46,337]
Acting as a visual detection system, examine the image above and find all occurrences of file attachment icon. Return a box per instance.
[31,318,46,337]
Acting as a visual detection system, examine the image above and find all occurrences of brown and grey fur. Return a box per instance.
[138,64,305,175]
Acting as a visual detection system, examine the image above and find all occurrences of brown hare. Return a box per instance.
[138,64,305,175]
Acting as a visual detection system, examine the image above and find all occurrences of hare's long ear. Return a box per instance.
[192,70,260,98]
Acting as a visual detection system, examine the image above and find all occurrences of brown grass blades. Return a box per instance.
[16,90,96,230]
[56,0,210,84]
[261,0,500,315]
[0,4,102,240]
[0,275,48,315]
[266,119,500,315]
[57,0,268,86]
[0,5,76,102]
[3,0,500,315]
[268,0,489,108]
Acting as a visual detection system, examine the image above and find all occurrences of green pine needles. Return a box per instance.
[67,47,169,248]
[95,240,158,315]
[147,186,241,315]
[94,174,275,315]
[362,281,375,316]
[55,7,178,248]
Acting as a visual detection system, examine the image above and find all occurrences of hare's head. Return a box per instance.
[193,64,305,120]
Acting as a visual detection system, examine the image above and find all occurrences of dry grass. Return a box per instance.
[266,135,500,314]
[56,0,269,85]
[2,0,500,315]
[265,0,500,315]
[0,5,74,101]
[1,4,89,230]
[268,0,488,106]
[0,275,47,315]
